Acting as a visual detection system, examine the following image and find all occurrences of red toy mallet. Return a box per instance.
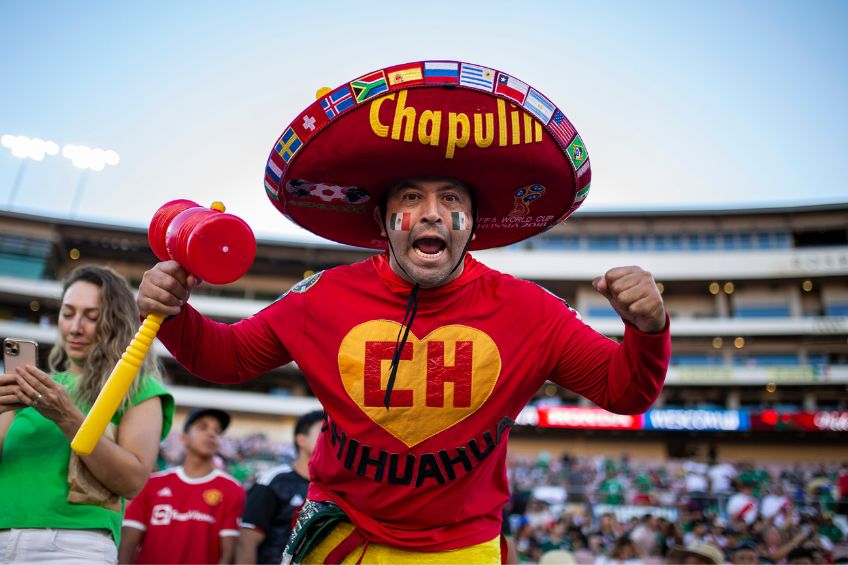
[71,199,255,455]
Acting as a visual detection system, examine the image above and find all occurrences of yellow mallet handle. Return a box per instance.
[71,313,165,455]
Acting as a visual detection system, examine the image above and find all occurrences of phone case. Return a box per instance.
[3,338,38,373]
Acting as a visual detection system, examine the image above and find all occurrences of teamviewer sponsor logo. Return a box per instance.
[150,504,216,526]
[151,504,172,525]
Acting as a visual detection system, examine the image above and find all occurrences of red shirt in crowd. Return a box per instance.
[123,467,244,564]
[157,253,670,551]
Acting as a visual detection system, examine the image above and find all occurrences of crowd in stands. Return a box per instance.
[159,434,848,564]
[505,452,848,563]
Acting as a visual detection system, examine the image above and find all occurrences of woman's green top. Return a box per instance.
[0,372,175,544]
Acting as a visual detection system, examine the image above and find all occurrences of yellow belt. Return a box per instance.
[303,521,501,564]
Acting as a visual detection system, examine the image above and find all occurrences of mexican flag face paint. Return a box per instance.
[389,212,411,231]
[451,211,469,230]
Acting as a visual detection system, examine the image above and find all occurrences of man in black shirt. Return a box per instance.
[236,410,324,564]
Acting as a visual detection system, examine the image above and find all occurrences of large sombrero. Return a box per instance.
[263,60,591,250]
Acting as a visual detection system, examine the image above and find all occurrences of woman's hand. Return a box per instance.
[0,373,26,413]
[10,365,162,498]
[12,365,81,426]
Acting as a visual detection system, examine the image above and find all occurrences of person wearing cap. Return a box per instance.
[119,408,245,564]
[236,409,325,564]
[137,60,670,563]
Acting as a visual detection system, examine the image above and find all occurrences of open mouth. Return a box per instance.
[412,237,446,259]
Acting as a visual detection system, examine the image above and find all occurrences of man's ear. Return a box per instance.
[373,206,387,237]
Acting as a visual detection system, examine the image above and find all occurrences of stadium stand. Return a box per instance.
[1,203,846,562]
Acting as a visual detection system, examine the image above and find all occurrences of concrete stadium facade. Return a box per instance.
[1,203,846,462]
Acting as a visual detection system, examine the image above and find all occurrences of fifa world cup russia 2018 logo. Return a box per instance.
[509,184,546,217]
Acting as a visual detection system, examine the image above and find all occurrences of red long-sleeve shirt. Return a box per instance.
[157,253,670,551]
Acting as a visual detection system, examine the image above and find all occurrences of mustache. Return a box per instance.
[409,224,449,241]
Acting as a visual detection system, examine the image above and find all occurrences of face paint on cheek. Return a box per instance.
[451,211,470,230]
[389,212,412,231]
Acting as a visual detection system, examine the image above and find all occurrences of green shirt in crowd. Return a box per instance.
[598,478,625,505]
[0,372,174,545]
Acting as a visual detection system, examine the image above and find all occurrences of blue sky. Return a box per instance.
[1,0,846,241]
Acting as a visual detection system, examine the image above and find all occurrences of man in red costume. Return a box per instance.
[137,61,671,563]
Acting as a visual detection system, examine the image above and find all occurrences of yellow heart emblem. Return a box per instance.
[338,320,501,447]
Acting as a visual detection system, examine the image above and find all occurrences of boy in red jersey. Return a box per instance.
[136,61,671,563]
[119,409,245,564]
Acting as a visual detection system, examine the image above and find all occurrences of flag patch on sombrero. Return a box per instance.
[387,63,424,86]
[350,70,388,103]
[264,179,279,202]
[275,128,302,163]
[459,63,495,91]
[495,73,529,104]
[320,86,356,119]
[424,61,459,84]
[524,89,556,124]
[292,103,329,143]
[575,183,591,203]
[264,60,592,251]
[266,158,283,184]
[566,136,588,169]
[549,109,577,146]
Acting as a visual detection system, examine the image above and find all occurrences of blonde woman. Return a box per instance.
[0,265,174,564]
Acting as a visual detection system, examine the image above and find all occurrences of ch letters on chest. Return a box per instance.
[338,320,502,447]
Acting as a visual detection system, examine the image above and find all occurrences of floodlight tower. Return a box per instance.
[1,135,59,207]
[63,144,120,217]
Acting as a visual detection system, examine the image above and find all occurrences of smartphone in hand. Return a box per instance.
[3,338,38,373]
